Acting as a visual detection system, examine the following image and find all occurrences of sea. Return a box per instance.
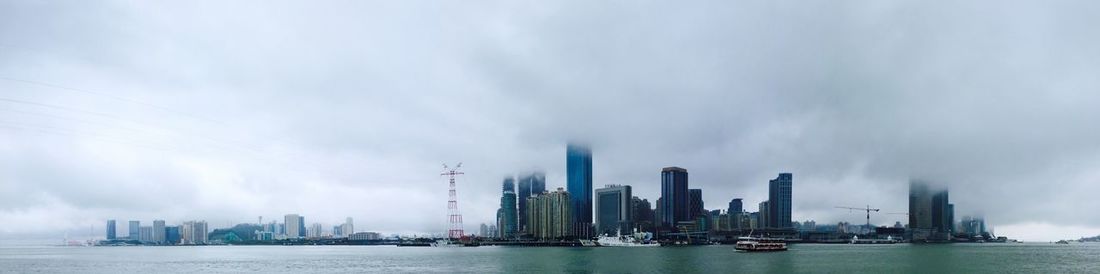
[2,242,1098,273]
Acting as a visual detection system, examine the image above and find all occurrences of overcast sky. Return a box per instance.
[2,0,1099,242]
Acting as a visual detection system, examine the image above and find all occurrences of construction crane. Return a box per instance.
[836,205,880,229]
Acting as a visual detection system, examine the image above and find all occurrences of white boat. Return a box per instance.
[430,239,462,247]
[597,230,659,247]
[849,235,897,244]
[735,236,787,252]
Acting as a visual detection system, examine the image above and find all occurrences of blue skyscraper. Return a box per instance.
[660,167,689,229]
[165,226,180,245]
[129,220,140,240]
[106,220,116,240]
[566,143,593,236]
[768,173,793,228]
[517,172,545,233]
[498,176,518,238]
[298,216,306,237]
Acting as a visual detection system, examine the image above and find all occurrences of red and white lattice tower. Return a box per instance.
[441,163,464,239]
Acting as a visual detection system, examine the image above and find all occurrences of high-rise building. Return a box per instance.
[660,167,689,229]
[595,185,633,236]
[299,216,306,237]
[768,173,793,228]
[689,189,704,220]
[728,199,743,229]
[139,226,153,242]
[309,223,324,238]
[341,217,354,237]
[128,220,140,240]
[153,220,166,244]
[106,220,116,240]
[502,176,515,195]
[728,199,743,215]
[180,221,208,245]
[631,197,654,232]
[526,188,572,240]
[479,223,489,237]
[759,201,770,228]
[566,143,593,236]
[909,180,952,242]
[285,214,301,239]
[499,179,519,239]
[517,172,546,234]
[165,226,180,245]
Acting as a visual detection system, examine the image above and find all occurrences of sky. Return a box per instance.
[2,0,1099,242]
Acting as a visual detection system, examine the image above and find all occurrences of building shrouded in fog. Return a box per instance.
[909,180,953,242]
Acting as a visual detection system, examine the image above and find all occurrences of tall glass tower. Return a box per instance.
[499,176,518,238]
[566,143,593,236]
[768,173,793,228]
[660,167,689,229]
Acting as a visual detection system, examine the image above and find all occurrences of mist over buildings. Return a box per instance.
[2,1,1100,241]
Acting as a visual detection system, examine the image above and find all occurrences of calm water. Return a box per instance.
[2,243,1098,273]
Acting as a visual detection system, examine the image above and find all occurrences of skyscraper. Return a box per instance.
[526,188,572,240]
[631,197,654,232]
[659,167,689,229]
[759,201,770,228]
[909,180,951,242]
[517,171,545,233]
[342,217,354,237]
[129,220,140,240]
[285,214,301,239]
[727,199,743,215]
[566,143,593,236]
[594,185,632,236]
[728,198,743,229]
[689,188,704,220]
[499,180,518,238]
[165,226,180,245]
[726,198,743,229]
[180,221,207,245]
[502,176,515,193]
[768,173,793,228]
[106,220,116,240]
[139,226,153,242]
[153,220,166,244]
[299,216,306,237]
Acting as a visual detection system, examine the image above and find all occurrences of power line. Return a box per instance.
[0,76,229,126]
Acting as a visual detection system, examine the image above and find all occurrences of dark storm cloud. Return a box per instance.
[1,0,1099,240]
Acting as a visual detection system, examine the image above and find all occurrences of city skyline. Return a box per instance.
[4,1,1100,243]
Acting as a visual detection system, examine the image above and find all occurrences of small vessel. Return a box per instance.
[735,229,787,252]
[430,239,462,247]
[597,230,659,247]
[849,235,897,244]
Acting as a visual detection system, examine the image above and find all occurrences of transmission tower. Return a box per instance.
[441,163,465,239]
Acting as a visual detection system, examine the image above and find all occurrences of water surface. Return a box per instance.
[2,243,1097,273]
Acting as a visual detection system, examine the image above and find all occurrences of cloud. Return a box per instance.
[1,0,1099,241]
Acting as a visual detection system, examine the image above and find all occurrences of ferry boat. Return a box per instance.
[597,230,659,247]
[735,236,787,252]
